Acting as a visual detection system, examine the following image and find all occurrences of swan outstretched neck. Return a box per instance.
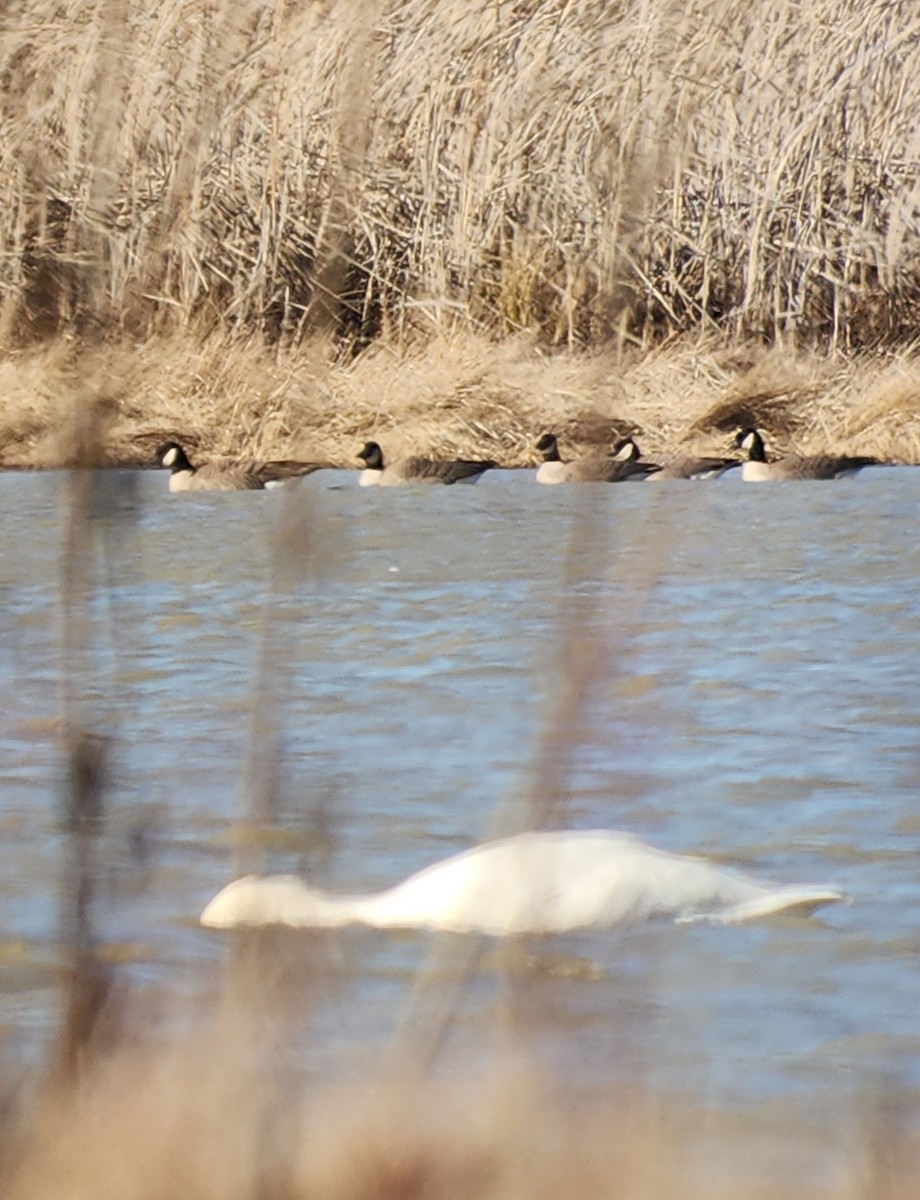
[200,830,844,936]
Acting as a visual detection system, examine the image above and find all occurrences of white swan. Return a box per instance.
[200,830,844,936]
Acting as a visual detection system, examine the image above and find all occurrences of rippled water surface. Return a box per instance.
[1,465,918,1141]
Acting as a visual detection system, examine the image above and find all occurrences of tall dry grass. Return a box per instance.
[2,0,920,351]
[10,1028,918,1200]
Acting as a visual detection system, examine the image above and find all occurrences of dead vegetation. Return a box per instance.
[3,0,920,351]
[1,1,920,462]
[10,1031,917,1200]
[2,332,920,470]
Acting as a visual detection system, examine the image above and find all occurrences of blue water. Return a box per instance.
[0,465,918,1132]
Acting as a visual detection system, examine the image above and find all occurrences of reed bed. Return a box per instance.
[2,0,920,462]
[3,0,920,350]
[7,1030,919,1200]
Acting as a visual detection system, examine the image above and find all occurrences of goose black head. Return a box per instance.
[611,437,641,462]
[357,441,384,469]
[734,429,767,461]
[158,442,193,471]
[535,433,561,461]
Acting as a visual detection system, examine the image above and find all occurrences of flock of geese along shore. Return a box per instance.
[158,428,889,492]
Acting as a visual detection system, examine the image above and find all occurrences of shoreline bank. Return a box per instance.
[1,332,918,472]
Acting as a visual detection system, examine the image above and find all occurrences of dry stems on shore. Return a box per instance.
[2,0,920,351]
[2,332,919,469]
[6,1029,916,1200]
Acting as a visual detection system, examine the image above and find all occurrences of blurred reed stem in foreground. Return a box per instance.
[52,402,137,1083]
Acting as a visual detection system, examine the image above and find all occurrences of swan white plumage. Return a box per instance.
[200,830,844,936]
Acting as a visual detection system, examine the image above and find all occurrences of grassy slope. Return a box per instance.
[2,331,919,469]
[7,1028,916,1200]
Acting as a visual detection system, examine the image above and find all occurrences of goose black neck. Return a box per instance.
[746,432,767,462]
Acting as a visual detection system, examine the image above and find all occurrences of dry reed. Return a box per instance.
[3,330,920,469]
[2,0,920,351]
[2,1,920,462]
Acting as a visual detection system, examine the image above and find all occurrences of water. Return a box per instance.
[1,465,918,1137]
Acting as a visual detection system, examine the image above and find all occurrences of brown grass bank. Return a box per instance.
[3,1,920,464]
[4,1026,918,1200]
[2,332,920,470]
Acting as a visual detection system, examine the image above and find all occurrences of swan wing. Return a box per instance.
[676,885,845,925]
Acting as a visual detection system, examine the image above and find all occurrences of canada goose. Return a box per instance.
[158,442,265,492]
[158,443,330,492]
[357,441,496,486]
[535,433,660,484]
[612,437,740,480]
[735,429,882,482]
[200,828,844,935]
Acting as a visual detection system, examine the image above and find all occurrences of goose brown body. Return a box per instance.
[158,442,264,492]
[612,437,740,480]
[357,441,495,486]
[735,429,882,481]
